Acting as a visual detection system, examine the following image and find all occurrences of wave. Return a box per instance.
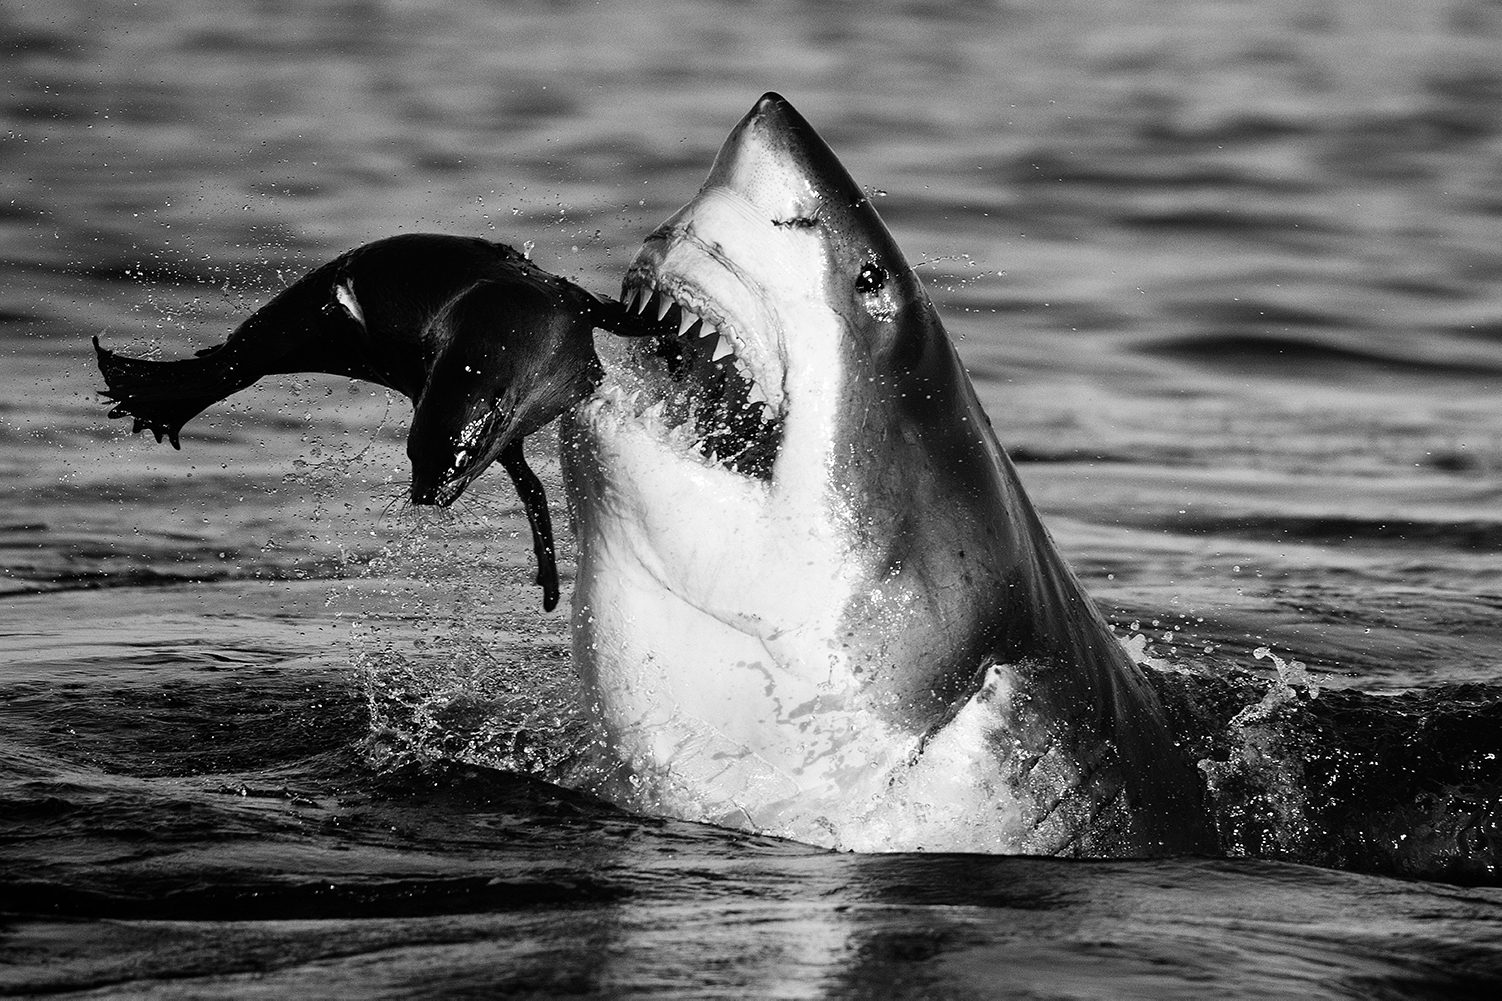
[4,873,625,921]
[353,616,1502,883]
[1136,332,1502,378]
[0,563,353,599]
[1141,511,1502,551]
[1148,665,1502,885]
[1001,146,1315,191]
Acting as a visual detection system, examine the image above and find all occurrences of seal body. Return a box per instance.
[96,234,608,609]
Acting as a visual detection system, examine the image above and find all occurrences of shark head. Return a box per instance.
[605,93,956,484]
[565,94,1208,853]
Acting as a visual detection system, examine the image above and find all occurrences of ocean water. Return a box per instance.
[4,0,1502,996]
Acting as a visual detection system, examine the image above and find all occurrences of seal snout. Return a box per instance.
[408,469,467,508]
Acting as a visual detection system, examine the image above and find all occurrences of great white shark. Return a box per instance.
[564,94,1211,855]
[94,93,1213,857]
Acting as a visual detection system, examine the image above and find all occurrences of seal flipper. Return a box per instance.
[94,335,250,449]
[499,441,560,612]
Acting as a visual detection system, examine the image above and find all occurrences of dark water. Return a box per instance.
[4,0,1502,996]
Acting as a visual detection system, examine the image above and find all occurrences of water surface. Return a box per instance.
[3,1,1501,996]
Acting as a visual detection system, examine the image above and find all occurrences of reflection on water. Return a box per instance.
[3,0,1502,995]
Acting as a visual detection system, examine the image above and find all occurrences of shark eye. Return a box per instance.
[856,262,887,294]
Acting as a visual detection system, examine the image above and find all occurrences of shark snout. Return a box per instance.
[700,93,867,222]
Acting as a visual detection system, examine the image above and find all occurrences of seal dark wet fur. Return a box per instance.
[95,233,631,610]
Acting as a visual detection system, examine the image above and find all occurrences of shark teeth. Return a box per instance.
[619,282,763,390]
[615,278,784,477]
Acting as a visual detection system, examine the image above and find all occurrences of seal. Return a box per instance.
[95,233,620,610]
[564,94,1213,854]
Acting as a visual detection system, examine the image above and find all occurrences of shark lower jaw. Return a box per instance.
[598,267,787,481]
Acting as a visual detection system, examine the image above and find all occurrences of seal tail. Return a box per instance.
[93,336,252,449]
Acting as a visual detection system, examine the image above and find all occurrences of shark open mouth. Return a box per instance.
[611,274,785,479]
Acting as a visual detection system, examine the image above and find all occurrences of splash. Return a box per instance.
[1182,642,1501,882]
[1229,646,1320,727]
[342,508,1499,879]
[355,617,602,783]
[342,472,616,793]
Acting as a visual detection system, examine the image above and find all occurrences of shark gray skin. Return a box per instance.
[563,94,1213,855]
